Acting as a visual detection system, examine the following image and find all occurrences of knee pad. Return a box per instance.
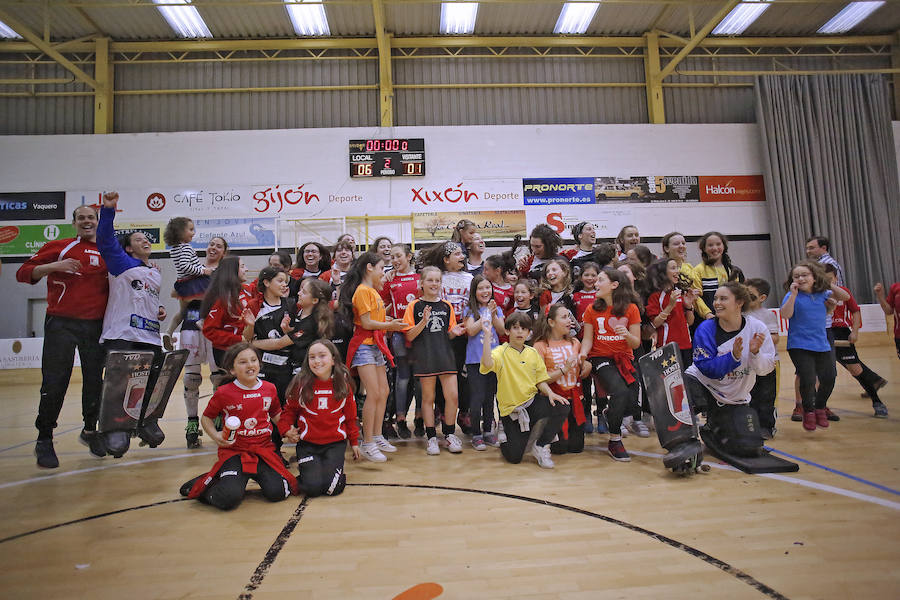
[709,405,763,458]
[105,431,131,458]
[137,419,165,447]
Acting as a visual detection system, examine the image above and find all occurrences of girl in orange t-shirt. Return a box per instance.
[579,268,642,463]
[533,304,591,455]
[337,252,407,464]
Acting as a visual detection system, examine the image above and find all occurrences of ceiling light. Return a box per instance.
[285,0,330,36]
[0,19,22,39]
[711,1,772,36]
[818,1,885,34]
[441,2,478,35]
[554,2,601,35]
[152,0,212,38]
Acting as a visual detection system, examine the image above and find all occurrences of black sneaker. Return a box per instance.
[413,417,425,437]
[179,474,204,497]
[396,421,412,439]
[824,407,840,422]
[874,401,889,418]
[79,428,108,458]
[382,421,399,440]
[105,431,131,458]
[35,439,59,469]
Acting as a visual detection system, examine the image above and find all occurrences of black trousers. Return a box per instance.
[296,440,348,497]
[499,395,569,464]
[749,370,777,430]
[201,454,291,510]
[589,357,639,434]
[549,409,585,455]
[788,348,835,411]
[36,316,105,440]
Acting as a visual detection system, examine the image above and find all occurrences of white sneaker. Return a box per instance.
[497,422,507,444]
[444,433,463,453]
[373,435,397,453]
[531,444,554,469]
[362,442,387,463]
[620,416,632,437]
[627,417,650,438]
[426,436,440,455]
[642,413,656,432]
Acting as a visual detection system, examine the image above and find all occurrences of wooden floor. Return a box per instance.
[1,344,899,600]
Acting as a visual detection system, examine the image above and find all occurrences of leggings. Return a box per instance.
[499,395,569,464]
[749,369,777,430]
[549,388,585,455]
[200,454,291,510]
[589,356,639,435]
[788,348,836,412]
[391,332,415,416]
[296,440,347,497]
[452,336,468,412]
[832,327,885,404]
[466,366,497,436]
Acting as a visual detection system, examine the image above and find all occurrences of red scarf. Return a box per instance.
[345,325,395,370]
[550,383,584,439]
[188,445,298,499]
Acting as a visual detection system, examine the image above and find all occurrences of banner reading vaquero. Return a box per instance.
[523,178,594,206]
[0,192,66,221]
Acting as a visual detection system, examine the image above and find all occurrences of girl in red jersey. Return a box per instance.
[201,257,253,368]
[534,304,592,455]
[874,281,900,360]
[280,340,359,497]
[384,244,421,438]
[180,342,297,509]
[645,258,698,370]
[483,254,515,317]
[579,268,642,462]
[573,262,601,432]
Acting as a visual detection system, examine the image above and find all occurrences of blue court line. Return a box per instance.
[764,446,900,497]
[0,425,82,454]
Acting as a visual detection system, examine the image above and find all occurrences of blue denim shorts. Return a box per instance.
[351,343,386,367]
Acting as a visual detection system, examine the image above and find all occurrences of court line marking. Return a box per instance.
[351,483,789,600]
[0,497,188,544]
[238,497,308,600]
[763,447,900,496]
[3,446,899,512]
[629,450,900,511]
[0,425,82,454]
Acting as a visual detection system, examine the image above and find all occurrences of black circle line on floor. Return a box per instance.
[0,485,788,600]
[348,483,790,600]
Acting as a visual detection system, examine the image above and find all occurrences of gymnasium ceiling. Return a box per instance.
[0,0,898,42]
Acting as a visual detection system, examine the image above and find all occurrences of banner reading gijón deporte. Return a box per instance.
[522,178,594,206]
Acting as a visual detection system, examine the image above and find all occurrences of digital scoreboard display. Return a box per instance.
[349,138,425,178]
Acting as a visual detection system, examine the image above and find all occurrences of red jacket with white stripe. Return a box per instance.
[16,237,108,320]
[278,378,359,447]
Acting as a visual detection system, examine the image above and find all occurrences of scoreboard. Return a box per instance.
[349,138,425,178]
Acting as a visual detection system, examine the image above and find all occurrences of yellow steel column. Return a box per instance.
[372,0,394,127]
[94,37,113,134]
[644,32,665,124]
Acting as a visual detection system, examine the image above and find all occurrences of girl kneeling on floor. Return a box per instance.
[180,342,298,510]
[280,339,359,497]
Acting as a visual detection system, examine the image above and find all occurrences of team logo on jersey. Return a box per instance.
[244,417,258,430]
[89,254,99,266]
[131,279,144,291]
[406,293,415,303]
[262,397,272,411]
[317,396,328,410]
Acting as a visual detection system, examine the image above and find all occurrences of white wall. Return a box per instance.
[0,123,786,338]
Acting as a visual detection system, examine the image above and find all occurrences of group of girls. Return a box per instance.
[168,217,886,505]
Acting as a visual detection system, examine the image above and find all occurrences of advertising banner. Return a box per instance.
[523,178,594,206]
[525,206,635,239]
[594,176,701,203]
[0,223,75,255]
[190,217,278,249]
[114,222,165,252]
[698,175,766,202]
[0,192,66,221]
[413,210,526,242]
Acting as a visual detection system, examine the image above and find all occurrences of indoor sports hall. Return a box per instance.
[1,2,898,599]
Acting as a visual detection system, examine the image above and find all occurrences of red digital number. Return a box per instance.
[384,158,391,169]
[401,140,408,151]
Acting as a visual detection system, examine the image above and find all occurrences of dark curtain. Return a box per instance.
[754,74,900,302]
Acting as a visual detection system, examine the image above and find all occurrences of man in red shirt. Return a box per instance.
[16,205,110,468]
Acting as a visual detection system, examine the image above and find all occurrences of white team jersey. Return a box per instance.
[100,264,163,346]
